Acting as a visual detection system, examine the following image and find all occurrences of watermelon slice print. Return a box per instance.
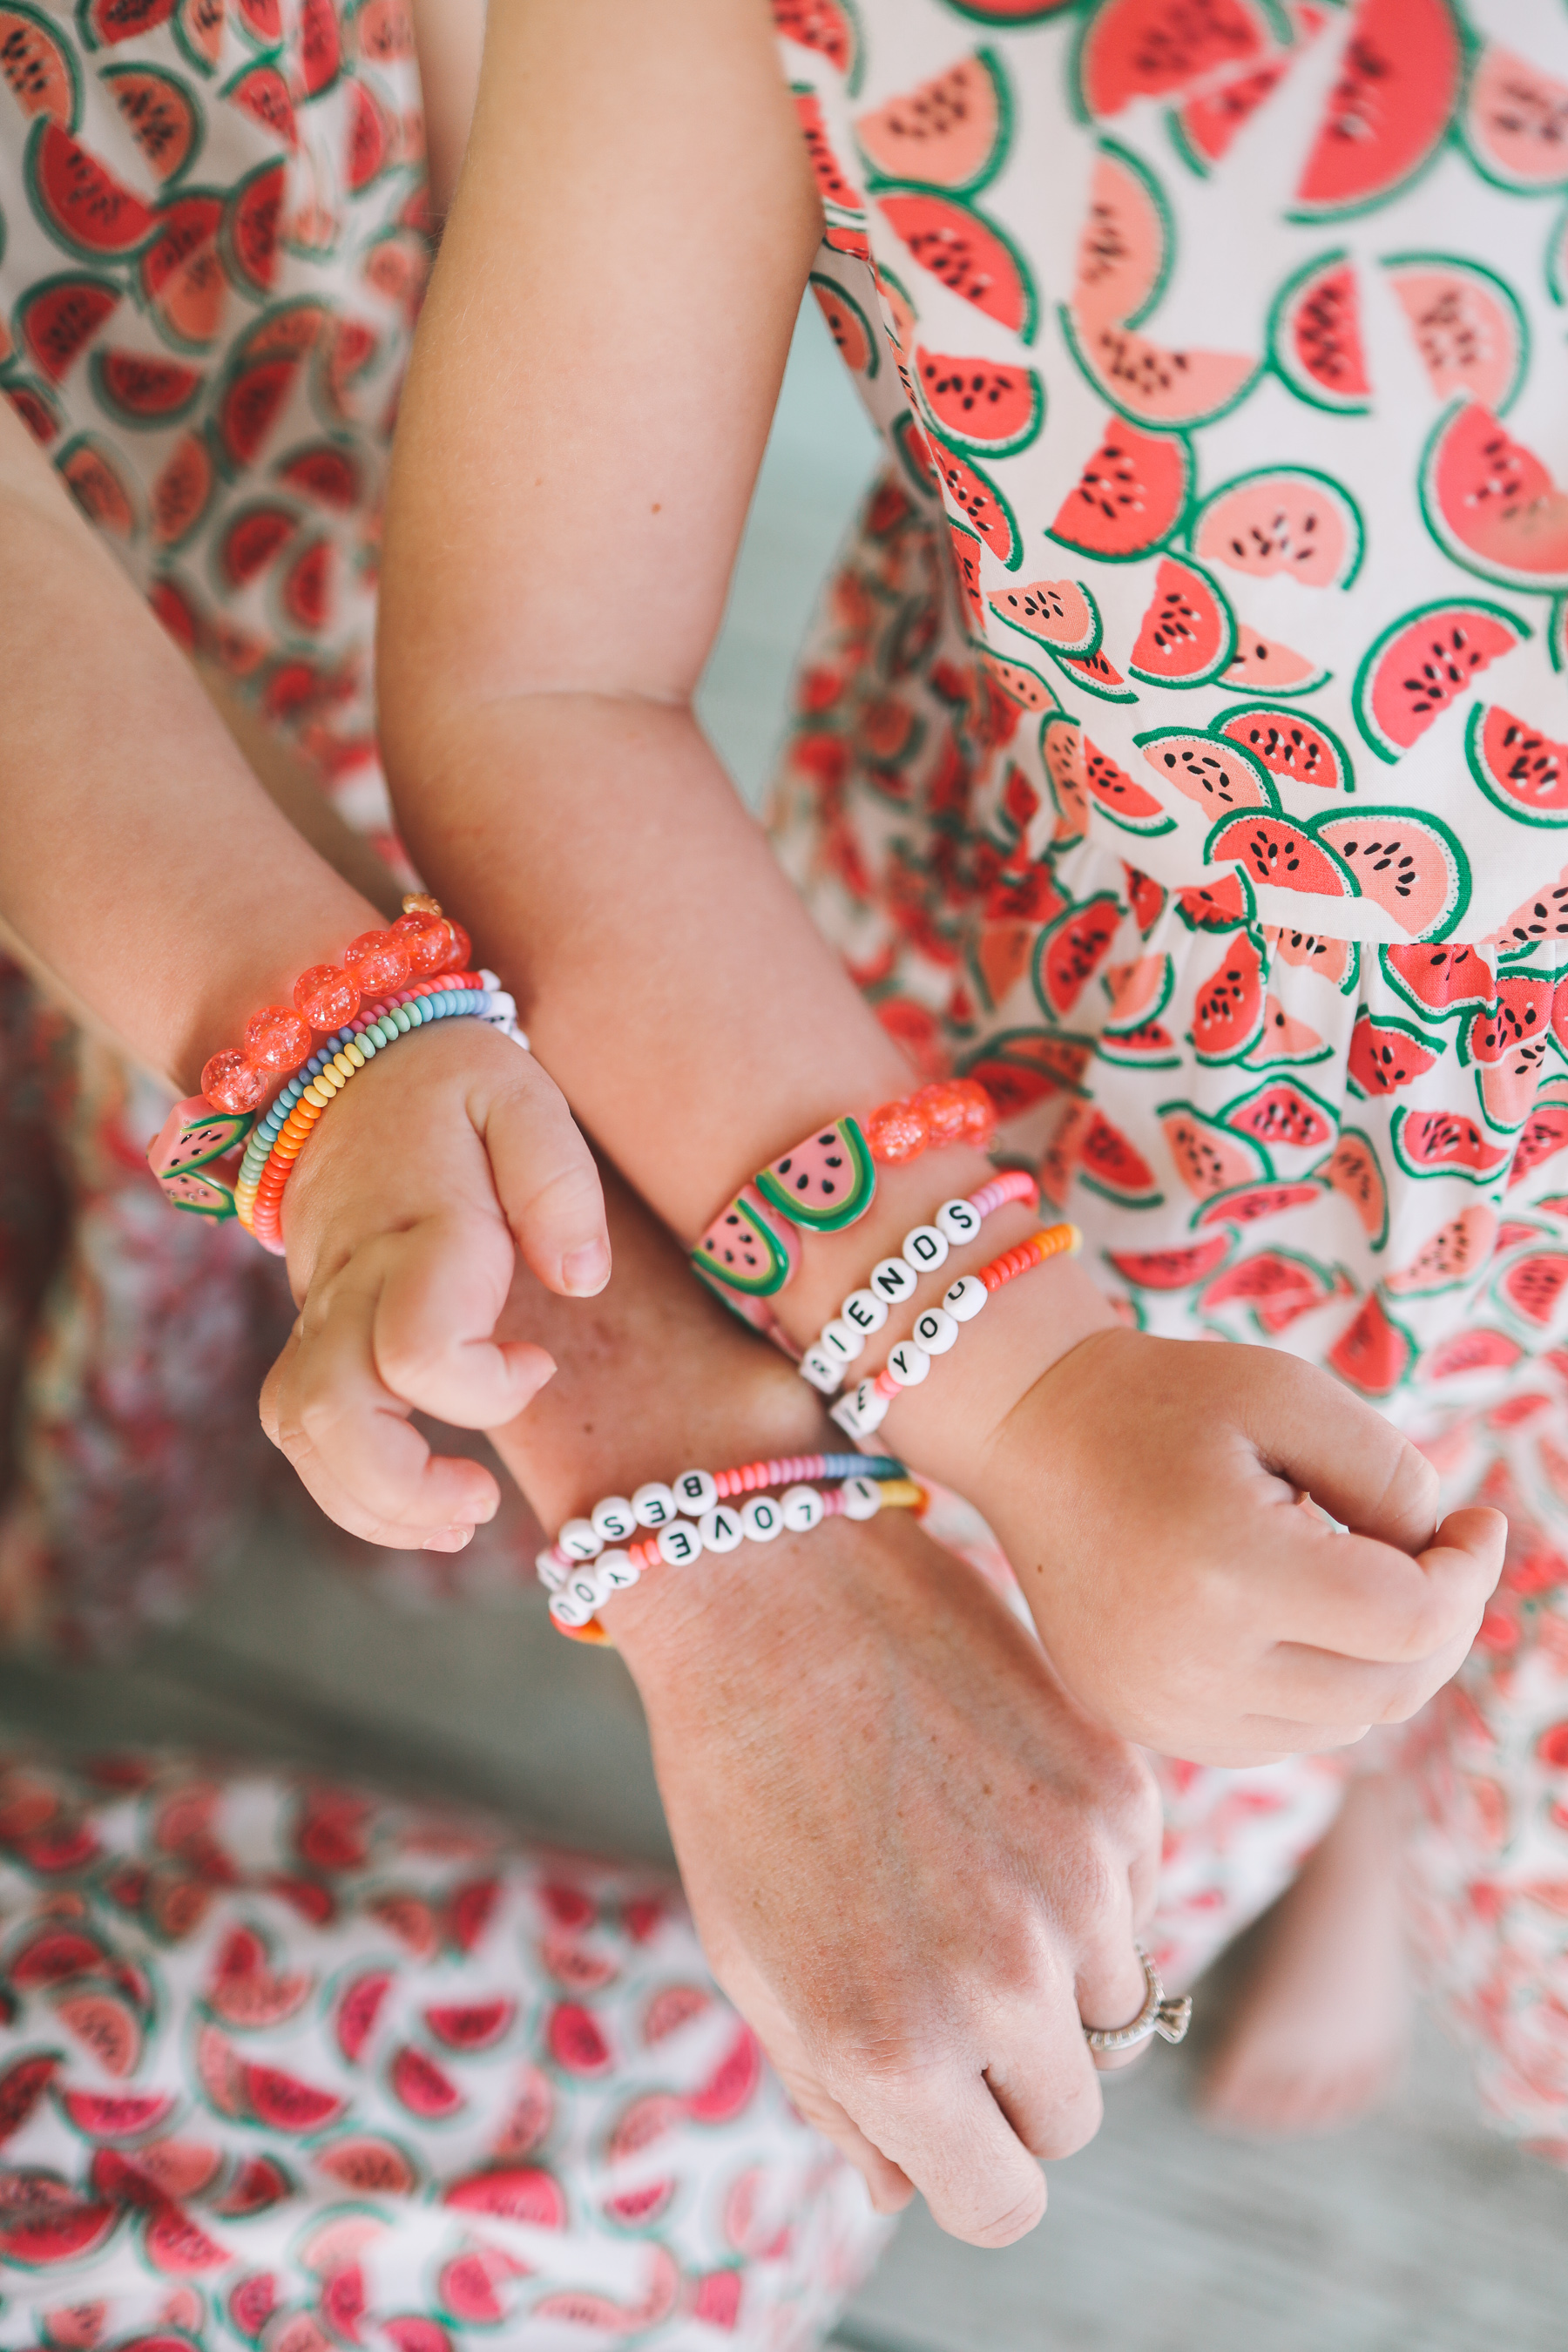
[877,190,1037,340]
[1422,403,1568,594]
[1049,416,1190,561]
[856,51,1010,194]
[1288,0,1461,222]
[1268,248,1370,416]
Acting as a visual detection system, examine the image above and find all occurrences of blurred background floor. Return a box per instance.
[6,303,1566,2348]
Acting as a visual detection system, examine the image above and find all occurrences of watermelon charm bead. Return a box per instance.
[692,1185,799,1297]
[148,1092,254,1219]
[756,1114,877,1232]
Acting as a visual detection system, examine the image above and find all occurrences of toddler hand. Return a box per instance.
[259,1018,608,1549]
[982,1329,1504,1764]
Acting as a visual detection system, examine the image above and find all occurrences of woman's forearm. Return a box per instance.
[0,406,385,1095]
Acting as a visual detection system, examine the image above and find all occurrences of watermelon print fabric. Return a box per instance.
[0,1752,890,2349]
[772,0,1568,1433]
[772,0,1568,2160]
[0,0,425,837]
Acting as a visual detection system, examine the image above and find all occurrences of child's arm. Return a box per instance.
[378,0,1501,1754]
[464,1159,1166,2247]
[0,395,610,1542]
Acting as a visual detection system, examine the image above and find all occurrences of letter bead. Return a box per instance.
[740,1495,783,1542]
[887,1340,931,1388]
[913,1306,958,1355]
[943,1273,989,1322]
[672,1468,719,1515]
[870,1257,918,1306]
[935,1197,981,1246]
[551,1592,592,1629]
[700,1504,744,1554]
[801,1346,843,1395]
[821,1317,866,1365]
[841,1474,882,1520]
[597,1549,640,1592]
[591,1496,636,1543]
[781,1484,826,1532]
[559,1518,604,1562]
[534,1548,568,1593]
[632,1482,676,1528]
[841,1287,889,1335]
[900,1224,950,1274]
[854,1376,891,1430]
[657,1520,704,1567]
[830,1393,869,1439]
[567,1572,604,1611]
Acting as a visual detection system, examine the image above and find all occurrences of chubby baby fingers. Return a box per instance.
[1277,1503,1504,1668]
[483,1058,610,1298]
[368,1207,558,1430]
[260,1262,503,1549]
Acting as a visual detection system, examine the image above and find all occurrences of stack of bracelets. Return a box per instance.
[145,895,528,1253]
[531,1078,1077,1646]
[685,1078,1081,1440]
[155,955,1064,1645]
[537,1453,926,1641]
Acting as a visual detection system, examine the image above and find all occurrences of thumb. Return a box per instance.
[484,1060,611,1298]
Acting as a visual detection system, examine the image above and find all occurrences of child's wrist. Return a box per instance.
[767,1147,1116,1480]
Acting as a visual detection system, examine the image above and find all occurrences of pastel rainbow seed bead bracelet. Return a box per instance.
[833,1223,1082,1440]
[147,897,528,1237]
[236,976,524,1252]
[798,1168,1039,1396]
[536,1453,923,1641]
[690,1078,997,1308]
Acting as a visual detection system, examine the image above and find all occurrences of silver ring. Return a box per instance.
[1082,1944,1192,2054]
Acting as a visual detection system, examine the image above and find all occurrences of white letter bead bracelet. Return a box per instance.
[537,1451,923,1643]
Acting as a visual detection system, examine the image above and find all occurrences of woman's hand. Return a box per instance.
[605,1504,1161,2246]
[485,1165,1161,2244]
[260,1018,608,1550]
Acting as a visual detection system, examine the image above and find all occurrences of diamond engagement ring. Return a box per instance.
[1082,1944,1193,2054]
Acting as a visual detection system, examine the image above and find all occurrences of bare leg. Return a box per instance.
[1200,1772,1409,2137]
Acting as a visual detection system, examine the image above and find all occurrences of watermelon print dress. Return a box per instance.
[774,0,1568,2159]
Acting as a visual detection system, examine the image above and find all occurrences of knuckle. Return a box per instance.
[1030,2080,1103,2164]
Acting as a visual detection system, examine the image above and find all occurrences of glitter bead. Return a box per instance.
[445,922,472,970]
[201,1048,269,1113]
[912,1078,995,1151]
[391,908,456,976]
[344,929,413,994]
[244,1004,312,1073]
[294,963,361,1031]
[866,1098,929,1163]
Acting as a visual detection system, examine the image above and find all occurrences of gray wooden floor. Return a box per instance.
[16,307,1566,2343]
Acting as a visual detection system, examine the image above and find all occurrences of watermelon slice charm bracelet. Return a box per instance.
[690,1079,998,1312]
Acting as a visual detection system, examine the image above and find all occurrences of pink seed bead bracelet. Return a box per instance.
[797,1168,1039,1396]
[833,1223,1083,1440]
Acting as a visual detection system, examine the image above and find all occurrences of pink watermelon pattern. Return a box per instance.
[774,0,1568,1412]
[0,0,424,809]
[0,1750,888,2345]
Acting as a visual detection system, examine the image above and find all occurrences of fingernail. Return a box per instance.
[562,1240,611,1296]
[422,1527,474,1553]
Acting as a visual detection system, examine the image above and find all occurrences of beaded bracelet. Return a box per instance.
[539,1460,925,1643]
[691,1078,997,1306]
[832,1224,1082,1440]
[797,1168,1038,1396]
[199,895,474,1116]
[235,974,524,1252]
